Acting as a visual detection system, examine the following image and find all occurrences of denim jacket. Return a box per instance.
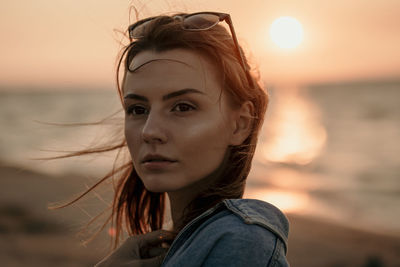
[161,199,290,267]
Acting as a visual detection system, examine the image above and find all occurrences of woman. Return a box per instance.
[86,11,288,266]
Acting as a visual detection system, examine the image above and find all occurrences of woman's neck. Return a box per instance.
[167,149,231,231]
[167,175,212,231]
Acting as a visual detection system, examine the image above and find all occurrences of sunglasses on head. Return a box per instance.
[128,12,254,88]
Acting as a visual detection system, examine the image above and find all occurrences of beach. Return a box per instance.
[1,164,399,267]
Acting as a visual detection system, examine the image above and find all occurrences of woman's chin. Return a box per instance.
[142,180,175,193]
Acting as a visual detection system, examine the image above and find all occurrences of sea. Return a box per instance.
[0,80,399,236]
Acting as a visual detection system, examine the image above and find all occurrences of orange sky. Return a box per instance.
[1,0,399,90]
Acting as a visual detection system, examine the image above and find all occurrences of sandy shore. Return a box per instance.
[1,164,399,267]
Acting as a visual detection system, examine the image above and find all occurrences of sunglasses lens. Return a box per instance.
[182,14,220,30]
[129,20,154,39]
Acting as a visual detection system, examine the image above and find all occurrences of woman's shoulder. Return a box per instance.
[222,198,289,245]
[205,199,289,251]
[161,199,290,267]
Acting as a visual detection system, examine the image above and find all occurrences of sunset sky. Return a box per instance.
[1,0,399,90]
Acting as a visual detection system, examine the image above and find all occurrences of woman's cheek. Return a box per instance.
[124,122,142,158]
[181,118,230,155]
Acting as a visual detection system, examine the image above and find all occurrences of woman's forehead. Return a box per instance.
[129,49,205,73]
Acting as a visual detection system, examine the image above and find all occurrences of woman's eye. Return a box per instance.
[172,103,195,112]
[126,105,148,116]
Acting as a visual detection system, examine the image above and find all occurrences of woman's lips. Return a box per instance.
[142,160,178,171]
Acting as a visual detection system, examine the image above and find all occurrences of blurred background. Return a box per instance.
[0,0,399,266]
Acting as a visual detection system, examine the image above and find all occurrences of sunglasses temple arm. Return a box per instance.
[226,17,255,88]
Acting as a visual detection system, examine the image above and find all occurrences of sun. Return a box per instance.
[270,16,304,49]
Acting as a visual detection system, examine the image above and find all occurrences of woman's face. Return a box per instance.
[123,48,238,193]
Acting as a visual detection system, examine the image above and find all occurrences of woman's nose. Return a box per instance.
[141,112,168,144]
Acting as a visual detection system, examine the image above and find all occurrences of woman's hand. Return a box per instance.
[94,230,175,267]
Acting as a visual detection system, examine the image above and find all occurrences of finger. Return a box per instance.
[138,230,176,247]
[121,230,174,259]
[124,230,173,248]
[139,242,170,259]
[146,229,176,241]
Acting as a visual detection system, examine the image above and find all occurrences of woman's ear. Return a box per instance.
[230,101,255,146]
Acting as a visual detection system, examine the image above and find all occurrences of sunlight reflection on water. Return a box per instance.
[259,87,327,165]
[247,86,327,214]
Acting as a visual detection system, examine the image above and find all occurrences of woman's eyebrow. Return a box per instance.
[162,88,204,100]
[124,88,205,102]
[123,94,148,102]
